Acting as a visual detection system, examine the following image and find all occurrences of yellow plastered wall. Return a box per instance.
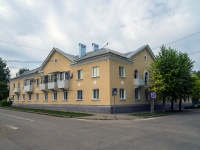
[10,48,157,106]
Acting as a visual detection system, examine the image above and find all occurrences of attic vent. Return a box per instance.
[144,55,147,61]
[92,43,99,51]
[54,58,58,63]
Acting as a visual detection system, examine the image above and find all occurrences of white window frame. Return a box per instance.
[145,90,150,100]
[17,94,20,101]
[28,94,31,101]
[44,92,48,101]
[22,94,25,101]
[134,70,139,79]
[119,89,126,100]
[77,70,83,80]
[144,71,149,85]
[63,91,68,100]
[144,55,147,61]
[135,89,140,100]
[77,90,83,100]
[119,66,125,77]
[92,89,99,100]
[92,66,99,77]
[52,92,57,101]
[36,93,39,101]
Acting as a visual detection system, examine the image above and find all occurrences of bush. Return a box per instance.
[184,105,196,109]
[0,99,13,106]
[197,104,200,108]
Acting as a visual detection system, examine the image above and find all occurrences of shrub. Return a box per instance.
[197,104,200,108]
[184,105,196,109]
[0,99,13,106]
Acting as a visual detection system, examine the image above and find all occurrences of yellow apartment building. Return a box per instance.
[9,44,161,113]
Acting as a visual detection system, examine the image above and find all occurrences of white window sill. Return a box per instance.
[22,100,25,102]
[120,99,126,101]
[92,99,100,101]
[52,100,57,102]
[44,100,48,102]
[135,99,141,101]
[62,100,68,101]
[119,76,126,78]
[35,100,39,102]
[92,76,100,78]
[28,100,31,102]
[76,99,83,101]
[76,79,83,81]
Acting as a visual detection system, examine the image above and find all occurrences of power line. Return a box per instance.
[188,50,200,55]
[0,39,50,52]
[6,60,43,63]
[152,31,200,49]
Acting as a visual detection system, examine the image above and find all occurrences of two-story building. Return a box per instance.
[9,44,160,113]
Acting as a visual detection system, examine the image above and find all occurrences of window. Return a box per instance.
[22,94,25,101]
[144,72,149,84]
[53,92,57,101]
[144,55,147,60]
[63,91,68,100]
[36,94,39,101]
[54,58,58,63]
[17,95,20,101]
[44,92,48,101]
[28,94,31,101]
[18,82,20,88]
[77,90,83,100]
[92,89,99,100]
[77,70,83,79]
[13,84,15,89]
[120,89,126,99]
[92,66,99,77]
[145,90,150,100]
[36,79,39,86]
[134,70,138,79]
[135,89,140,100]
[119,66,125,77]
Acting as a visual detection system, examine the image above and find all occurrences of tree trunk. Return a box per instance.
[162,98,166,112]
[171,101,174,111]
[179,98,182,111]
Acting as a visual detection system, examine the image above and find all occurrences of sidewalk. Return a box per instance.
[77,113,137,120]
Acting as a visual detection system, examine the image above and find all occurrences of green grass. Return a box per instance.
[1,106,93,118]
[130,110,182,118]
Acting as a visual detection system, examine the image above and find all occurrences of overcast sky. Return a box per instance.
[0,0,200,77]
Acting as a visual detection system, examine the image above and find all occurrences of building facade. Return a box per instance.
[9,44,161,113]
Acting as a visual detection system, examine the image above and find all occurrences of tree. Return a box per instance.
[0,58,10,101]
[196,70,200,78]
[191,74,200,105]
[149,46,194,112]
[17,68,29,76]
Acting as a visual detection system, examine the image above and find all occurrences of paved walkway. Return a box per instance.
[78,113,137,120]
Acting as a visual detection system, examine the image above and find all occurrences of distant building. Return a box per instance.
[9,44,159,113]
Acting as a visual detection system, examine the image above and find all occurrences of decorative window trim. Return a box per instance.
[92,89,99,100]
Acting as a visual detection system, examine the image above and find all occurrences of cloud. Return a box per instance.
[0,0,200,77]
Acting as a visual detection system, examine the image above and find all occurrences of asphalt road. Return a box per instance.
[0,108,200,150]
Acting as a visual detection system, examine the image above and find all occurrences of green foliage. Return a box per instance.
[0,58,10,81]
[17,68,29,76]
[0,81,9,101]
[191,74,200,104]
[0,99,13,106]
[196,70,200,78]
[149,45,194,111]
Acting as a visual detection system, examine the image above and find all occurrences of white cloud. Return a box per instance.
[0,0,200,78]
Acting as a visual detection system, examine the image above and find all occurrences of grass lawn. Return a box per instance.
[1,106,93,118]
[130,110,184,118]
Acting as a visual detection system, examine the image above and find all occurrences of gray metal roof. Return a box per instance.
[11,67,40,80]
[53,47,77,61]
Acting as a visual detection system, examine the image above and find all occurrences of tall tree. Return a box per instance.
[196,70,200,78]
[0,58,10,101]
[149,46,194,111]
[191,74,200,105]
[17,68,29,76]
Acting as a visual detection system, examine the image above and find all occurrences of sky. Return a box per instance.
[0,0,200,78]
